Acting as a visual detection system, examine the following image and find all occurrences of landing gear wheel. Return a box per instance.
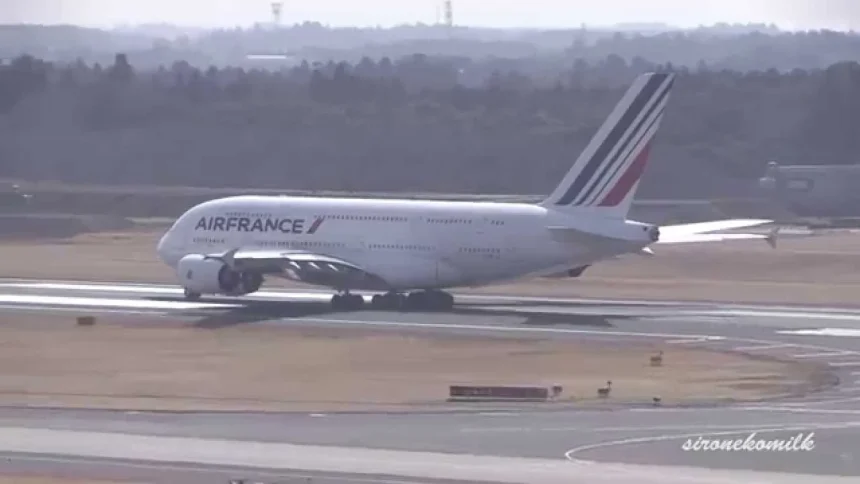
[331,293,365,311]
[404,291,427,311]
[402,290,454,312]
[424,290,454,311]
[183,288,201,301]
[371,292,404,310]
[434,291,455,311]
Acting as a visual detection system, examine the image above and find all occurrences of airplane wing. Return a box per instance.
[655,219,778,247]
[205,248,391,290]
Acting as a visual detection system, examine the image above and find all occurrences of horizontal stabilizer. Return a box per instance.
[656,232,771,244]
[656,219,777,248]
[658,219,773,238]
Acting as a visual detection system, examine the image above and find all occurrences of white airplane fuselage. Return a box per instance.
[157,195,651,291]
[155,73,774,309]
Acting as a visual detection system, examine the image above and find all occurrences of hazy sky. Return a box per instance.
[3,0,860,30]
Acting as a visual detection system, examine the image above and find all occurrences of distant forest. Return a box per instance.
[0,24,858,198]
[0,22,853,71]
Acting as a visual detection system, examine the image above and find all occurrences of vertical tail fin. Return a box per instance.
[540,72,675,219]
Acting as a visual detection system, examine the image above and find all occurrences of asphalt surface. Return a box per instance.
[3,279,860,482]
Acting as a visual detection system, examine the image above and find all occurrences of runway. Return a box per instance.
[3,279,860,482]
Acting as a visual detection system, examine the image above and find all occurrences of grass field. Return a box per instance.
[0,313,829,412]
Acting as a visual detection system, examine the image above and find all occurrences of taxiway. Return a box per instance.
[3,279,860,482]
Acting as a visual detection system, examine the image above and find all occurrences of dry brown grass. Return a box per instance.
[0,229,859,305]
[0,314,822,412]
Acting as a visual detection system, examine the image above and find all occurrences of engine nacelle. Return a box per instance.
[176,254,263,296]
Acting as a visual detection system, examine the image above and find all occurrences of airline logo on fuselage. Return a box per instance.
[194,216,324,234]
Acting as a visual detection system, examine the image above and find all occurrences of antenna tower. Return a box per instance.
[443,0,453,28]
[271,2,283,26]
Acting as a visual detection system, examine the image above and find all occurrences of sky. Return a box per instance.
[2,0,860,30]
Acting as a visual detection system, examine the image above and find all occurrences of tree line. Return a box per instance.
[2,23,859,72]
[0,52,858,199]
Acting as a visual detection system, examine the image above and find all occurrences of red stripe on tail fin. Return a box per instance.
[598,144,651,207]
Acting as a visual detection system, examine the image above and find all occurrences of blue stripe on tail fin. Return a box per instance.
[540,72,675,219]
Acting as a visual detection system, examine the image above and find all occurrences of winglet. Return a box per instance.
[765,226,780,249]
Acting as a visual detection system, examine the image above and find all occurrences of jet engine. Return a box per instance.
[176,254,263,296]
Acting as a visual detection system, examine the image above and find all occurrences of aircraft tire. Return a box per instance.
[332,294,365,311]
[402,290,454,312]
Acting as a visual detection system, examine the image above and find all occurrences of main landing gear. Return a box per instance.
[330,292,365,311]
[183,288,202,301]
[330,290,455,312]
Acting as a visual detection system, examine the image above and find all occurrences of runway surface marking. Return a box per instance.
[3,282,860,365]
[617,328,860,365]
[4,281,860,323]
[4,282,859,408]
[8,280,860,318]
[740,406,860,415]
[3,281,860,394]
[0,292,728,341]
[826,361,860,368]
[460,422,841,434]
[0,427,847,484]
[0,299,853,363]
[787,395,860,406]
[780,329,860,337]
[698,310,860,322]
[665,337,726,344]
[0,454,428,484]
[0,294,240,310]
[0,305,170,315]
[564,421,860,459]
[3,281,860,481]
[0,281,692,306]
[792,351,853,359]
[734,343,797,351]
[1,297,852,367]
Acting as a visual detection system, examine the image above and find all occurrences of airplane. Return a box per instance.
[156,71,777,312]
